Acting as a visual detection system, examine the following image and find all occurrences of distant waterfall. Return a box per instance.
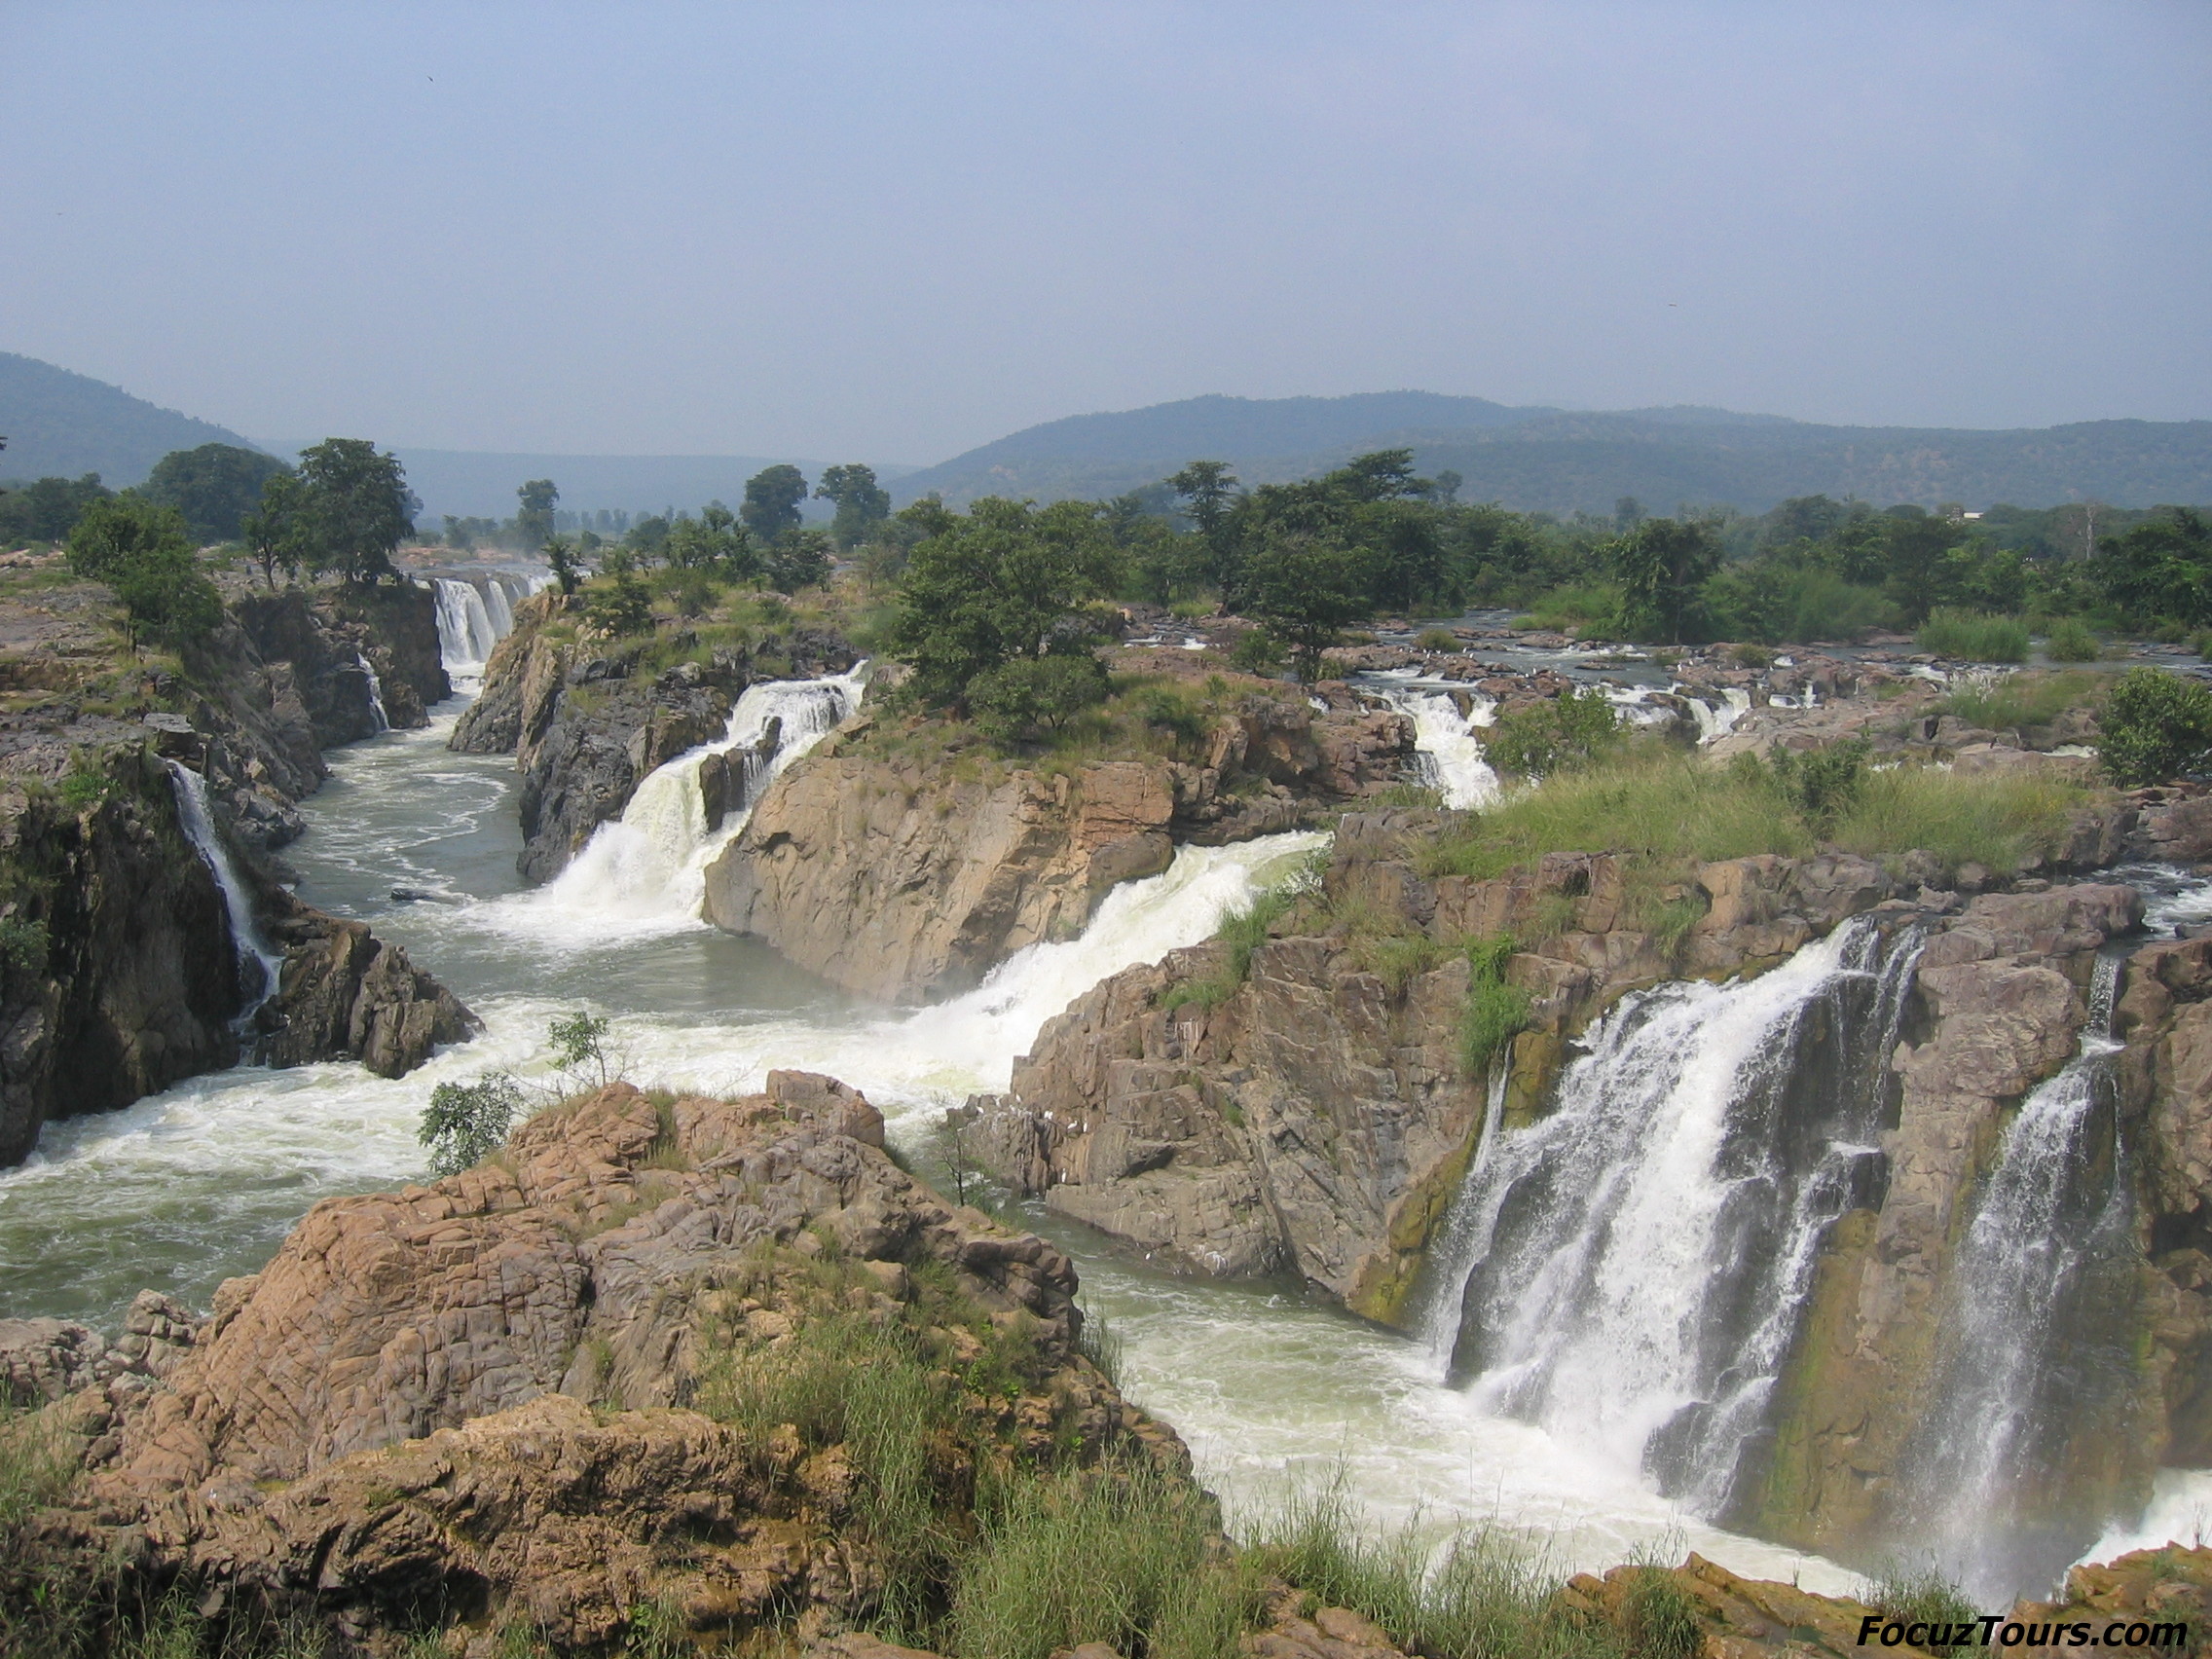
[530,665,869,929]
[1905,956,2139,1603]
[1438,917,1920,1517]
[1684,687,1751,744]
[356,652,390,732]
[432,578,501,683]
[1371,685,1501,809]
[166,761,284,1024]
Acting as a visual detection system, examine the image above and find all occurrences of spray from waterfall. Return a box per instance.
[1438,916,1920,1517]
[1904,955,2139,1603]
[165,761,285,1026]
[507,664,869,938]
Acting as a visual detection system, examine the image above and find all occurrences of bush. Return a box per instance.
[419,1072,525,1176]
[1759,738,1870,824]
[1516,582,1623,637]
[1484,687,1619,779]
[2099,666,2212,786]
[548,1009,614,1088]
[2044,616,2100,662]
[1460,936,1528,1074]
[1915,608,2028,663]
[1417,627,1461,652]
[969,653,1111,742]
[1229,629,1286,676]
[585,571,654,637]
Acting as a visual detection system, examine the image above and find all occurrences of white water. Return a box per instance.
[506,665,869,942]
[1441,919,1918,1515]
[432,578,501,685]
[1371,684,1501,808]
[1684,687,1751,743]
[164,761,285,1022]
[356,652,390,732]
[1908,956,2136,1602]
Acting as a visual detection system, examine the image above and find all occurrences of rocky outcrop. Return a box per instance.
[451,595,862,882]
[233,584,446,746]
[35,1074,1180,1648]
[968,819,1916,1320]
[704,696,1415,1004]
[257,897,478,1078]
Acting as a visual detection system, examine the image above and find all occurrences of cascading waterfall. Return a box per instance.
[356,652,390,732]
[523,665,869,931]
[165,761,285,1024]
[1436,917,1920,1518]
[1371,685,1501,808]
[1904,955,2140,1603]
[1684,687,1752,744]
[432,578,502,683]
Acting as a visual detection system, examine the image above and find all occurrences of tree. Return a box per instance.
[889,497,1122,708]
[741,463,809,543]
[548,1010,614,1088]
[142,443,291,543]
[585,566,653,636]
[815,463,892,550]
[0,473,112,545]
[1168,460,1241,592]
[665,500,757,581]
[2098,508,2212,628]
[296,439,416,583]
[544,534,582,596]
[1608,516,1721,644]
[66,496,223,649]
[764,528,833,592]
[625,513,671,560]
[240,471,308,589]
[2100,668,2212,786]
[515,479,559,551]
[968,653,1111,742]
[1240,530,1374,682]
[419,1072,525,1177]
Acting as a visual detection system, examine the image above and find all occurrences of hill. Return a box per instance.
[0,352,261,485]
[893,393,2212,512]
[372,449,919,525]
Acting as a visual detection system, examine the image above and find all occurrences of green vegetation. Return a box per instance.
[740,462,809,543]
[2098,506,2211,631]
[2099,667,2212,786]
[0,473,113,547]
[1914,608,2029,662]
[1939,668,2105,733]
[1867,1566,1977,1658]
[818,462,894,549]
[141,443,290,544]
[969,653,1112,742]
[548,1009,614,1088]
[65,496,222,649]
[1460,936,1528,1074]
[292,438,417,584]
[2044,616,2100,662]
[418,1072,525,1177]
[1484,688,1620,780]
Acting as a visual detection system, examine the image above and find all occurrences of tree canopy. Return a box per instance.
[295,439,417,583]
[741,464,809,543]
[142,443,291,544]
[816,463,892,550]
[65,495,222,649]
[515,479,559,551]
[0,473,112,545]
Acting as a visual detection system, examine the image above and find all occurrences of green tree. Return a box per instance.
[2098,507,2212,628]
[586,566,654,636]
[419,1072,525,1177]
[548,1009,614,1088]
[967,653,1111,742]
[741,463,809,543]
[515,479,559,551]
[142,443,292,543]
[1608,516,1721,644]
[890,497,1122,709]
[1240,530,1374,682]
[1485,687,1620,778]
[65,496,223,649]
[544,533,582,596]
[240,470,308,589]
[295,439,416,583]
[765,528,833,592]
[1168,460,1241,593]
[2100,667,2212,786]
[0,473,112,544]
[815,463,892,550]
[665,500,758,581]
[625,513,672,560]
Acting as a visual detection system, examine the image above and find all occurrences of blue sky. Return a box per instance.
[2,2,2205,463]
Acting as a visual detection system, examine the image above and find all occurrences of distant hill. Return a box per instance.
[365,450,922,525]
[0,352,261,486]
[894,394,2212,513]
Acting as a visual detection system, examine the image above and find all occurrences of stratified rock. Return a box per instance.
[257,901,477,1078]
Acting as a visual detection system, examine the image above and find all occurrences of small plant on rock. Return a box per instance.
[548,1010,616,1088]
[419,1071,525,1177]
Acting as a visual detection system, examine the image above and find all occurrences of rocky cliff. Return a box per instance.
[702,691,1415,1004]
[7,1073,1184,1651]
[450,593,861,882]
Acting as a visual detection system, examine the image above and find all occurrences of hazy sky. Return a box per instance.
[3,3,2206,463]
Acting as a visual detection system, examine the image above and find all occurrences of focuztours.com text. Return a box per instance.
[1859,1616,2189,1649]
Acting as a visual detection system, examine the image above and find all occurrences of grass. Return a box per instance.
[1417,628,1462,652]
[1828,766,2083,874]
[2044,616,2102,662]
[1460,936,1529,1075]
[1915,608,2029,663]
[1866,1566,1977,1657]
[1516,583,1623,637]
[1939,667,2106,733]
[1161,858,1324,1014]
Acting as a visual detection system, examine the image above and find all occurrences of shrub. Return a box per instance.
[1483,687,1619,780]
[1229,629,1286,676]
[969,653,1111,742]
[419,1072,525,1176]
[1915,608,2028,663]
[1460,935,1528,1075]
[1761,738,1870,824]
[548,1009,614,1088]
[1417,627,1461,652]
[2044,616,2100,662]
[2099,666,2212,786]
[1516,582,1623,637]
[0,917,46,980]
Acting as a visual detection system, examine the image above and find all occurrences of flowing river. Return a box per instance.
[0,692,1892,1596]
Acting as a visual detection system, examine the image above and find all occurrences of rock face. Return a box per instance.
[703,697,1415,1004]
[969,819,1914,1321]
[233,584,447,747]
[451,595,862,882]
[258,897,479,1078]
[57,1074,1180,1647]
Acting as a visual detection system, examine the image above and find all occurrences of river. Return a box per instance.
[0,694,1875,1595]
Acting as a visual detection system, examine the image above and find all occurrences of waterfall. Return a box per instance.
[1439,917,1920,1516]
[1684,687,1751,744]
[356,653,390,732]
[1372,685,1501,809]
[1412,1061,1513,1352]
[522,664,869,932]
[165,761,284,1025]
[431,578,502,684]
[1904,955,2138,1603]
